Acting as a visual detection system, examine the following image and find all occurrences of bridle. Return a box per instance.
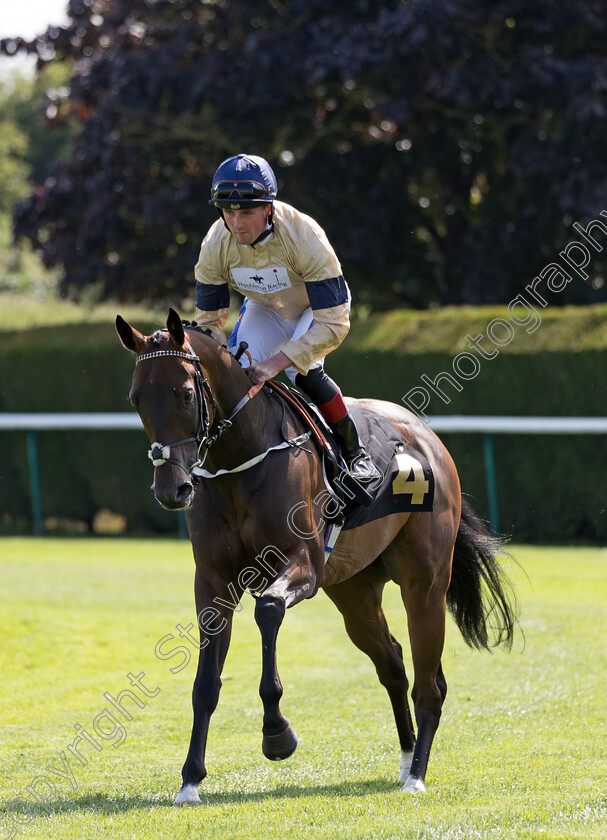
[135,343,266,483]
[135,347,214,482]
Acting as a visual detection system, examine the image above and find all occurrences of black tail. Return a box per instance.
[447,498,518,651]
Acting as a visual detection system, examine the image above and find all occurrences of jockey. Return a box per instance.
[193,153,380,484]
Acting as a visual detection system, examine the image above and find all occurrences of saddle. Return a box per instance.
[265,380,435,539]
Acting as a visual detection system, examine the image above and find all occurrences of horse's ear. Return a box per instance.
[167,308,185,348]
[116,315,145,354]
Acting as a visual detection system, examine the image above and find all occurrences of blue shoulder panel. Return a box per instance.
[195,280,230,311]
[305,276,349,310]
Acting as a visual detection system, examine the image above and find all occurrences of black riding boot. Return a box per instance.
[331,412,381,484]
[294,368,381,484]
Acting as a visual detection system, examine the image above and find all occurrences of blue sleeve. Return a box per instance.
[305,276,349,310]
[195,280,230,311]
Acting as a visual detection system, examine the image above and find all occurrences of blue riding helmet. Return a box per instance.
[209,154,278,209]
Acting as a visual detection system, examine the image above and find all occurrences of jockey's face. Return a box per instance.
[222,205,272,245]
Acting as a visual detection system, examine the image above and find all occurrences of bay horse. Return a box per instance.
[116,308,517,804]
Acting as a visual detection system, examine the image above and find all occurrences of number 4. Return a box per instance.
[392,452,430,505]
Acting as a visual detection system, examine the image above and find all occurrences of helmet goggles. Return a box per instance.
[211,180,271,203]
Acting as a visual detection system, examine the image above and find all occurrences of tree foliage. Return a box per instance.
[0,117,29,214]
[0,67,75,189]
[2,0,606,308]
[0,69,74,295]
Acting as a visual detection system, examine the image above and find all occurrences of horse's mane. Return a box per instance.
[181,320,215,338]
[180,321,254,388]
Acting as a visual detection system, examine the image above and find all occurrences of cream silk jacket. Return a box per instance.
[193,201,351,374]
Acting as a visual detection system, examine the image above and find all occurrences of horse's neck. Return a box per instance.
[189,332,273,429]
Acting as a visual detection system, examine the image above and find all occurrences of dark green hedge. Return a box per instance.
[0,322,178,535]
[0,323,605,542]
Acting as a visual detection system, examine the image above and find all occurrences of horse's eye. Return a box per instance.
[182,388,194,404]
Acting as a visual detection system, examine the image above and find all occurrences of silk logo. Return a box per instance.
[231,266,292,295]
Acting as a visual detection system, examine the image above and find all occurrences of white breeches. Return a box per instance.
[228,298,323,382]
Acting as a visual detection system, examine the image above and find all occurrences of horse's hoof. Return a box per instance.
[401,774,426,794]
[262,725,298,761]
[398,750,414,783]
[174,784,202,805]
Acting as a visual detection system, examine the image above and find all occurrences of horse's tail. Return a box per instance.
[447,497,518,651]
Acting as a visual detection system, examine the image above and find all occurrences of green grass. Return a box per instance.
[1,539,606,839]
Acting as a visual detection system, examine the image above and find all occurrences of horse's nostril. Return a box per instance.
[176,482,193,503]
[154,481,193,510]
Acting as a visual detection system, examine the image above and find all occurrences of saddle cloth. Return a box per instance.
[266,382,434,531]
[341,405,434,531]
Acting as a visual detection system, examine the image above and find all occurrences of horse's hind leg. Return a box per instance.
[323,562,416,779]
[399,582,449,793]
[384,525,454,794]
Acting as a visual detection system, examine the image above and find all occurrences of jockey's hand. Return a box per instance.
[246,351,291,385]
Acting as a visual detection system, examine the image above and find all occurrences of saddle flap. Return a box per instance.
[264,380,337,454]
[264,380,375,509]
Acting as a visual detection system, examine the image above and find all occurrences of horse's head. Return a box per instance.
[116,308,210,510]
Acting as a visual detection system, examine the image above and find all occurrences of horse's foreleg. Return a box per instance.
[254,594,299,760]
[174,578,235,806]
[254,557,317,761]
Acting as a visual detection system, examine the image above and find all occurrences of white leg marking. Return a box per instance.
[401,774,426,794]
[174,784,202,806]
[399,749,414,783]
